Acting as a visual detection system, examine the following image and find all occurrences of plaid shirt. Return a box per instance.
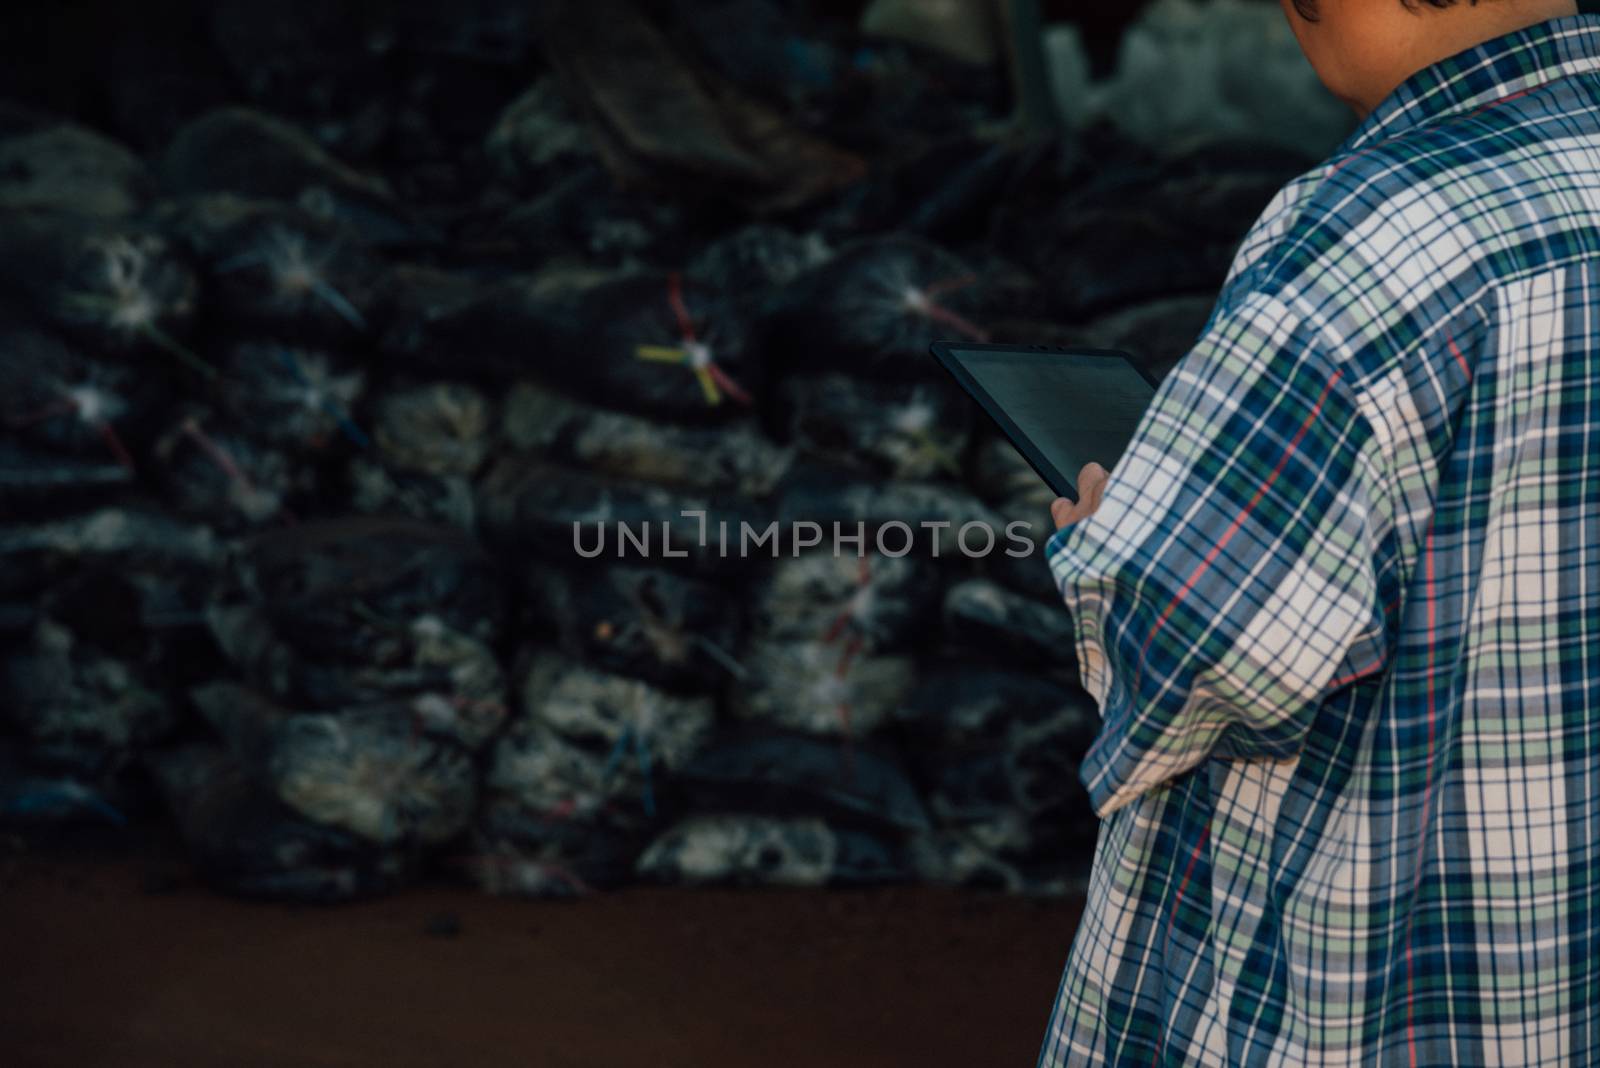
[1039,15,1600,1066]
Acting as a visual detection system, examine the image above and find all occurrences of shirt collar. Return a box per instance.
[1337,13,1600,155]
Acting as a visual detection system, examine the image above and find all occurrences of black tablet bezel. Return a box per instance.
[928,340,1159,504]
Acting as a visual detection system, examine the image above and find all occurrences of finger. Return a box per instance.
[1085,473,1109,511]
[1050,497,1073,529]
[1079,463,1109,506]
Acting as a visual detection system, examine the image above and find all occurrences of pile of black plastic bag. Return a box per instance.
[0,0,1316,901]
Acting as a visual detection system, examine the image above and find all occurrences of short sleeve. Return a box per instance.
[1046,288,1391,818]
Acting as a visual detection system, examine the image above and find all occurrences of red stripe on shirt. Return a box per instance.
[1153,821,1212,1067]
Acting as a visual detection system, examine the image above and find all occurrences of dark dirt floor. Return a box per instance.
[0,835,1085,1068]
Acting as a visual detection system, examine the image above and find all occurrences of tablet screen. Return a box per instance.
[935,345,1157,500]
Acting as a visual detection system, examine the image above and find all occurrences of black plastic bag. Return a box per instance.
[636,813,906,887]
[907,828,1080,895]
[0,508,221,574]
[380,268,760,423]
[675,731,931,833]
[465,793,647,897]
[747,550,941,653]
[992,148,1300,318]
[756,236,988,380]
[897,665,1095,753]
[1086,293,1215,385]
[523,565,743,692]
[686,223,831,296]
[212,341,368,452]
[533,0,864,213]
[476,457,766,575]
[483,77,597,190]
[549,271,765,422]
[3,618,176,777]
[0,442,137,518]
[146,743,412,901]
[897,665,1099,847]
[161,108,423,247]
[227,517,505,656]
[206,599,508,723]
[733,637,915,737]
[484,165,686,269]
[775,465,1007,558]
[517,651,716,776]
[0,123,151,219]
[0,318,171,465]
[489,690,699,829]
[941,578,1079,669]
[663,0,844,110]
[191,681,480,847]
[0,739,131,828]
[162,196,383,343]
[966,437,1060,600]
[151,413,310,530]
[346,461,477,531]
[0,211,199,365]
[370,382,492,478]
[773,372,972,481]
[206,518,508,709]
[503,384,790,497]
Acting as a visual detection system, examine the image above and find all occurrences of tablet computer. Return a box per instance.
[929,341,1159,502]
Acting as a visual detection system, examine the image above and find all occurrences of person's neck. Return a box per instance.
[1342,1,1580,117]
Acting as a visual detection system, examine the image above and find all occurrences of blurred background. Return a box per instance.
[0,1,1573,1065]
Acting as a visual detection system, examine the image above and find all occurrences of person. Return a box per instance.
[1036,1,1600,1063]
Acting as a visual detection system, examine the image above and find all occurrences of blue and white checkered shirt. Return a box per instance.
[1040,14,1600,1065]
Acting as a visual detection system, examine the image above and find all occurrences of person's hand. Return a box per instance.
[1050,463,1110,530]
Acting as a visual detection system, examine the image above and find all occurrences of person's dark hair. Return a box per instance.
[1293,0,1483,22]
